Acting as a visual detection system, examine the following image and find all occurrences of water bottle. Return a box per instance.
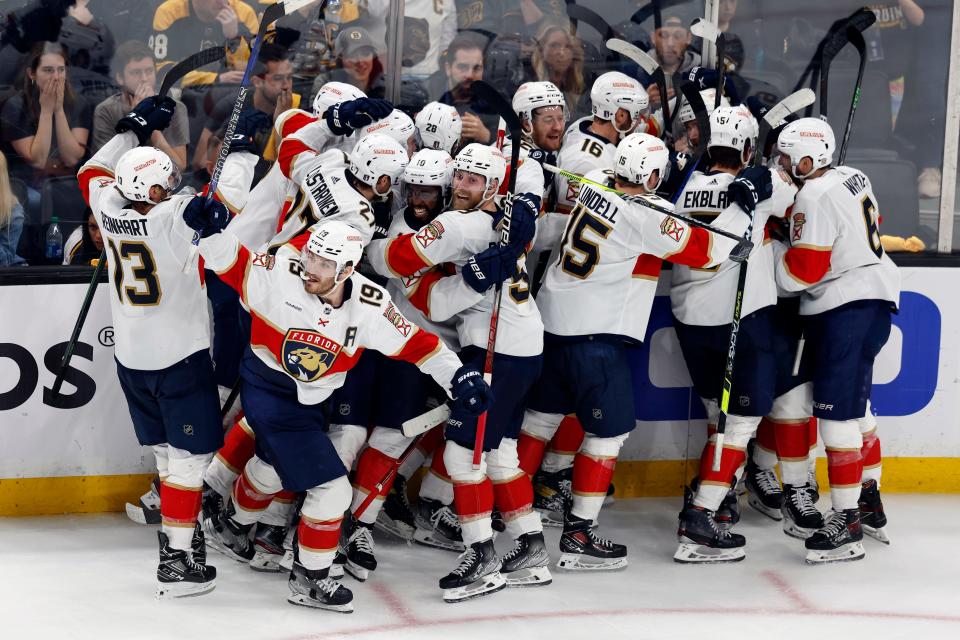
[45,216,63,261]
[326,0,341,26]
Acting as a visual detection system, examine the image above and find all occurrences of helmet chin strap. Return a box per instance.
[315,269,350,299]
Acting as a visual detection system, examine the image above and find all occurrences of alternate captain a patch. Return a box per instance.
[282,329,342,382]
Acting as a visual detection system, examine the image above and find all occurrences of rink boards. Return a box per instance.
[1,267,958,515]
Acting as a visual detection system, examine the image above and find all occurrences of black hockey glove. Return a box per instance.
[727,167,773,217]
[324,98,394,136]
[525,148,557,169]
[686,66,740,104]
[116,96,177,145]
[224,108,272,154]
[182,196,230,238]
[450,364,492,417]
[461,244,519,294]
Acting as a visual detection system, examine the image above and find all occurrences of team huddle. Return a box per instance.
[75,62,899,613]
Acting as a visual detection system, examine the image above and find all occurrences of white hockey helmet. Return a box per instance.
[312,81,367,117]
[301,220,364,287]
[708,105,760,164]
[360,109,418,157]
[614,132,671,192]
[777,117,835,179]
[513,81,569,129]
[349,133,409,197]
[403,149,454,188]
[415,102,462,155]
[591,72,649,135]
[452,143,507,205]
[115,146,181,203]
[678,88,729,124]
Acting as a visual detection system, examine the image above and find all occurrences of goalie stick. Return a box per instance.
[605,38,671,136]
[52,47,227,396]
[710,88,817,471]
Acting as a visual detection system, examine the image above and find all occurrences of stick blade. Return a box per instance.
[605,38,659,75]
[283,0,322,15]
[677,81,710,156]
[689,18,720,43]
[402,404,451,438]
[764,88,816,127]
[159,47,225,97]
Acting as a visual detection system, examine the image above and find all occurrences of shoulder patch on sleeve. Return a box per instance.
[660,217,685,242]
[251,252,276,270]
[791,212,806,242]
[415,220,445,249]
[382,301,412,337]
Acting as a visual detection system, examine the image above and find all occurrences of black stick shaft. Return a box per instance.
[52,249,107,395]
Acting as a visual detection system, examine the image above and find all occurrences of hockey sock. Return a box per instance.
[350,446,398,524]
[162,447,212,551]
[772,417,813,486]
[445,441,494,545]
[397,423,444,480]
[516,410,564,477]
[205,414,255,497]
[487,438,541,539]
[570,434,627,521]
[753,418,779,470]
[420,441,455,505]
[694,415,757,511]
[859,408,881,486]
[808,417,819,473]
[152,444,170,483]
[259,490,297,527]
[542,415,584,473]
[820,419,864,510]
[327,423,368,471]
[298,476,351,571]
[232,456,283,526]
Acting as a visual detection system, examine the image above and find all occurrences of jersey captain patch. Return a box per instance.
[282,329,342,382]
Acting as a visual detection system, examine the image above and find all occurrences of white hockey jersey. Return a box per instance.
[774,166,900,315]
[77,132,256,370]
[670,168,797,326]
[366,205,544,357]
[198,231,463,405]
[536,169,750,342]
[555,117,617,215]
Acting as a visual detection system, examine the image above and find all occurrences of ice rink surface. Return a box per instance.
[2,495,958,640]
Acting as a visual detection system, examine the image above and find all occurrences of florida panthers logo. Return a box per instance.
[282,329,342,382]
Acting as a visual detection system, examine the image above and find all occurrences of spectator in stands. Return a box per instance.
[59,0,115,77]
[425,31,496,145]
[0,153,26,267]
[193,43,297,170]
[645,12,701,112]
[401,0,457,82]
[313,26,386,100]
[529,20,586,119]
[63,208,103,266]
[91,41,189,169]
[0,42,90,211]
[152,0,259,88]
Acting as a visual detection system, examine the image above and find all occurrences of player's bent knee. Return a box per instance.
[770,382,812,421]
[302,475,351,521]
[520,410,564,442]
[244,455,284,495]
[368,425,412,458]
[166,445,213,488]
[724,414,761,448]
[581,433,629,458]
[819,419,863,449]
[858,401,877,434]
[443,440,486,481]
[702,398,719,426]
[486,438,521,481]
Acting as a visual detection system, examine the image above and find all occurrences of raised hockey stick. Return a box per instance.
[710,89,817,471]
[181,0,320,272]
[837,26,867,165]
[605,38,671,135]
[668,81,711,202]
[688,18,725,109]
[402,403,451,438]
[468,80,523,470]
[52,48,228,395]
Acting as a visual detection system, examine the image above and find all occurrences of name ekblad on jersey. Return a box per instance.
[304,166,340,218]
[282,329,342,382]
[792,212,806,242]
[415,220,445,249]
[660,217,685,242]
[682,189,729,211]
[252,252,275,270]
[383,302,412,337]
[100,213,148,237]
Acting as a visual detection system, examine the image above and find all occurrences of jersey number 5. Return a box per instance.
[107,239,162,306]
[861,195,883,259]
[558,203,613,279]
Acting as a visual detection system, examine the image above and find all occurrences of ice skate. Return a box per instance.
[374,475,416,540]
[805,508,866,564]
[279,522,297,572]
[557,514,627,571]
[501,532,552,587]
[674,505,746,563]
[808,468,821,503]
[201,482,224,522]
[125,477,161,525]
[343,518,377,582]
[203,501,255,562]
[745,460,783,521]
[329,550,346,580]
[287,560,354,613]
[439,538,506,603]
[191,521,207,566]
[781,483,824,540]
[413,498,465,551]
[156,531,216,599]
[249,523,287,572]
[715,487,741,529]
[858,479,890,544]
[533,468,572,528]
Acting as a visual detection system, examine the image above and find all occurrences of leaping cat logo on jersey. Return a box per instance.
[282,329,342,382]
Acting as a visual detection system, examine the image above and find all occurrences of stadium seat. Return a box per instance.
[40,176,88,249]
[845,152,921,239]
[822,69,893,153]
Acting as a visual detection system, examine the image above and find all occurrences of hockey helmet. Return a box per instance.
[301,220,364,286]
[415,102,463,155]
[591,72,649,136]
[777,117,835,179]
[614,132,670,192]
[115,146,181,203]
[348,134,410,198]
[708,105,759,164]
[452,143,507,206]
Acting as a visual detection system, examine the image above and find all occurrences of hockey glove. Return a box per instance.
[525,148,557,169]
[450,364,492,417]
[224,108,272,154]
[183,196,230,238]
[686,66,740,104]
[116,96,177,145]
[727,167,773,217]
[461,244,519,294]
[324,98,394,136]
[504,192,539,250]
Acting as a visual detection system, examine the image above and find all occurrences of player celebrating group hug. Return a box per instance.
[77,30,897,613]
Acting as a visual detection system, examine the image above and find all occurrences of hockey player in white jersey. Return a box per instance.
[773,118,899,563]
[360,108,418,158]
[668,105,800,563]
[516,132,755,571]
[676,87,729,153]
[191,218,492,611]
[416,101,463,155]
[77,95,253,598]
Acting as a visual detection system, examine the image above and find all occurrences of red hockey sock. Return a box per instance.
[861,430,881,470]
[755,417,777,454]
[773,418,812,460]
[551,416,585,455]
[352,447,398,500]
[217,415,256,474]
[517,432,548,477]
[572,451,617,496]
[453,477,494,521]
[232,468,278,514]
[825,448,863,488]
[698,438,746,488]
[808,417,819,448]
[492,473,534,520]
[430,441,450,480]
[298,515,342,554]
[160,482,202,527]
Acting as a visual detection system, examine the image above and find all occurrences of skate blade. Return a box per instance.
[673,541,745,564]
[747,495,784,521]
[249,551,283,573]
[345,560,371,582]
[279,549,294,573]
[201,518,253,563]
[374,515,415,541]
[556,553,628,571]
[504,565,552,587]
[442,571,507,603]
[287,593,353,613]
[126,502,161,525]
[804,541,865,564]
[156,579,216,599]
[863,524,890,545]
[413,527,464,552]
[536,509,565,528]
[782,521,819,540]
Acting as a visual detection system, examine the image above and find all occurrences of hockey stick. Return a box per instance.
[52,48,228,395]
[351,432,427,521]
[667,81,711,203]
[468,80,523,470]
[565,3,617,43]
[688,18,725,109]
[605,38,671,136]
[181,0,320,272]
[402,403,451,438]
[837,26,867,166]
[710,89,817,471]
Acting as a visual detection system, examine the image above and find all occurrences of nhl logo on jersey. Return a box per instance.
[339,403,351,416]
[415,221,445,249]
[792,212,806,242]
[282,329,342,382]
[659,217,685,242]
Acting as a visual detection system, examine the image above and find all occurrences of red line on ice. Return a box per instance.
[760,570,817,612]
[367,580,420,626]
